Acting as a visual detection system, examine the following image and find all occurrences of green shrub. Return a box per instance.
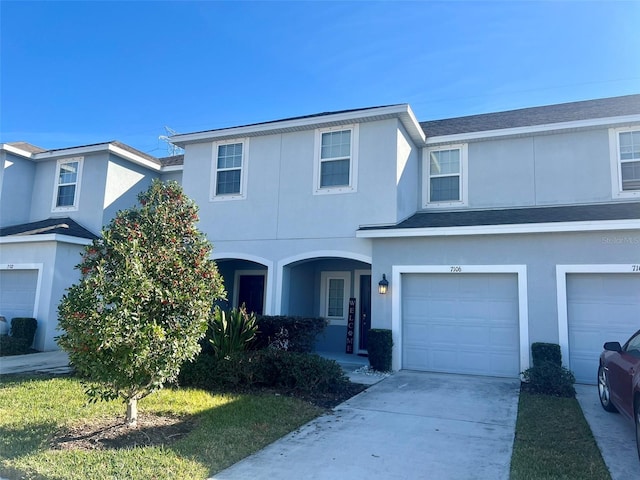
[10,317,37,347]
[179,350,349,395]
[522,363,576,397]
[531,342,562,367]
[253,316,327,353]
[209,306,258,359]
[368,329,393,371]
[0,335,29,356]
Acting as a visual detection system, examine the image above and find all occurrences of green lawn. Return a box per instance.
[0,374,322,480]
[510,390,611,480]
[2,374,615,480]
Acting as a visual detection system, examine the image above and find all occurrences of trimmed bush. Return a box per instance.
[523,342,575,397]
[531,342,562,367]
[522,362,576,397]
[0,335,29,356]
[253,316,327,353]
[10,317,37,347]
[368,329,393,371]
[179,350,349,395]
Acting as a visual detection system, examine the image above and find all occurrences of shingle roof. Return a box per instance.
[420,94,640,137]
[0,218,99,240]
[7,142,47,153]
[177,105,403,137]
[159,154,184,167]
[359,202,640,231]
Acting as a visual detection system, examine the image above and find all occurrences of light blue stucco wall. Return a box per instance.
[459,128,616,209]
[1,153,36,226]
[370,229,640,348]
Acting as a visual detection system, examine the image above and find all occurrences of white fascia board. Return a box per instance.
[0,234,93,246]
[171,104,425,146]
[32,144,161,171]
[356,219,640,238]
[426,114,640,145]
[0,144,34,159]
[161,165,183,173]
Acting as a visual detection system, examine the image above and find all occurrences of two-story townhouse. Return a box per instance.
[2,94,638,387]
[171,94,640,385]
[0,141,179,350]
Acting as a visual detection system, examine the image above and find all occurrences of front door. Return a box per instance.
[358,274,371,352]
[238,275,265,315]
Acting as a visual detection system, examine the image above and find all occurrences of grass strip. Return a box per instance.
[510,390,611,480]
[0,374,322,479]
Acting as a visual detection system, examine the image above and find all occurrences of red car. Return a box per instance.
[598,329,640,459]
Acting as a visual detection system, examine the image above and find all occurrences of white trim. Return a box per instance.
[357,219,640,238]
[313,124,359,195]
[161,165,183,173]
[0,144,34,158]
[556,264,640,369]
[0,234,93,246]
[609,126,640,199]
[52,157,83,212]
[210,138,249,201]
[211,253,274,315]
[233,269,268,314]
[275,250,373,314]
[320,271,351,326]
[391,264,529,375]
[426,114,640,145]
[30,143,161,171]
[0,263,44,320]
[422,143,468,208]
[170,104,425,146]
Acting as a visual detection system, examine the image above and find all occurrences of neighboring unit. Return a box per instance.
[2,95,639,384]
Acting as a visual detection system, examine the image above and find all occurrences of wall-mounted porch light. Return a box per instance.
[378,274,389,294]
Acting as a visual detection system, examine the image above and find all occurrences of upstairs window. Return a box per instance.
[619,130,640,191]
[211,140,248,201]
[314,125,359,194]
[53,157,83,211]
[610,128,640,198]
[423,144,468,207]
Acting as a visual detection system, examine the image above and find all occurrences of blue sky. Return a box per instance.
[1,1,638,156]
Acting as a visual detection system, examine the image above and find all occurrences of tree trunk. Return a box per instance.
[126,397,138,428]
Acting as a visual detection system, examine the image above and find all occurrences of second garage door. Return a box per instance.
[402,273,520,377]
[567,273,640,384]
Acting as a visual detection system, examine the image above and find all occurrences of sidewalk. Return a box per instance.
[0,350,72,375]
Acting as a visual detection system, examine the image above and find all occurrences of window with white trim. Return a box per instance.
[320,271,351,325]
[52,157,83,211]
[211,140,248,201]
[610,128,640,198]
[423,144,468,207]
[314,125,359,194]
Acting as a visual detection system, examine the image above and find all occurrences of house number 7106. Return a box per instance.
[450,266,462,273]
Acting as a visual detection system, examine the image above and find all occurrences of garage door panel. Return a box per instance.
[567,273,640,384]
[0,270,38,323]
[402,273,520,377]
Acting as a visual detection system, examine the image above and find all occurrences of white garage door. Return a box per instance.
[402,273,520,377]
[567,273,640,384]
[0,269,38,323]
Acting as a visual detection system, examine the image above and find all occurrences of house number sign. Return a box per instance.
[345,298,356,354]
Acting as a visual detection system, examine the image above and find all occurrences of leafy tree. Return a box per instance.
[57,180,225,427]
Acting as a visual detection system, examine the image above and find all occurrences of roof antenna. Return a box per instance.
[159,126,184,156]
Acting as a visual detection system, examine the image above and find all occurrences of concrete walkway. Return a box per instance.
[212,371,520,479]
[576,384,638,480]
[0,350,71,375]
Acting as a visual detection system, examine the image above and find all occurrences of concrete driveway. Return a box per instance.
[576,384,638,480]
[212,371,520,480]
